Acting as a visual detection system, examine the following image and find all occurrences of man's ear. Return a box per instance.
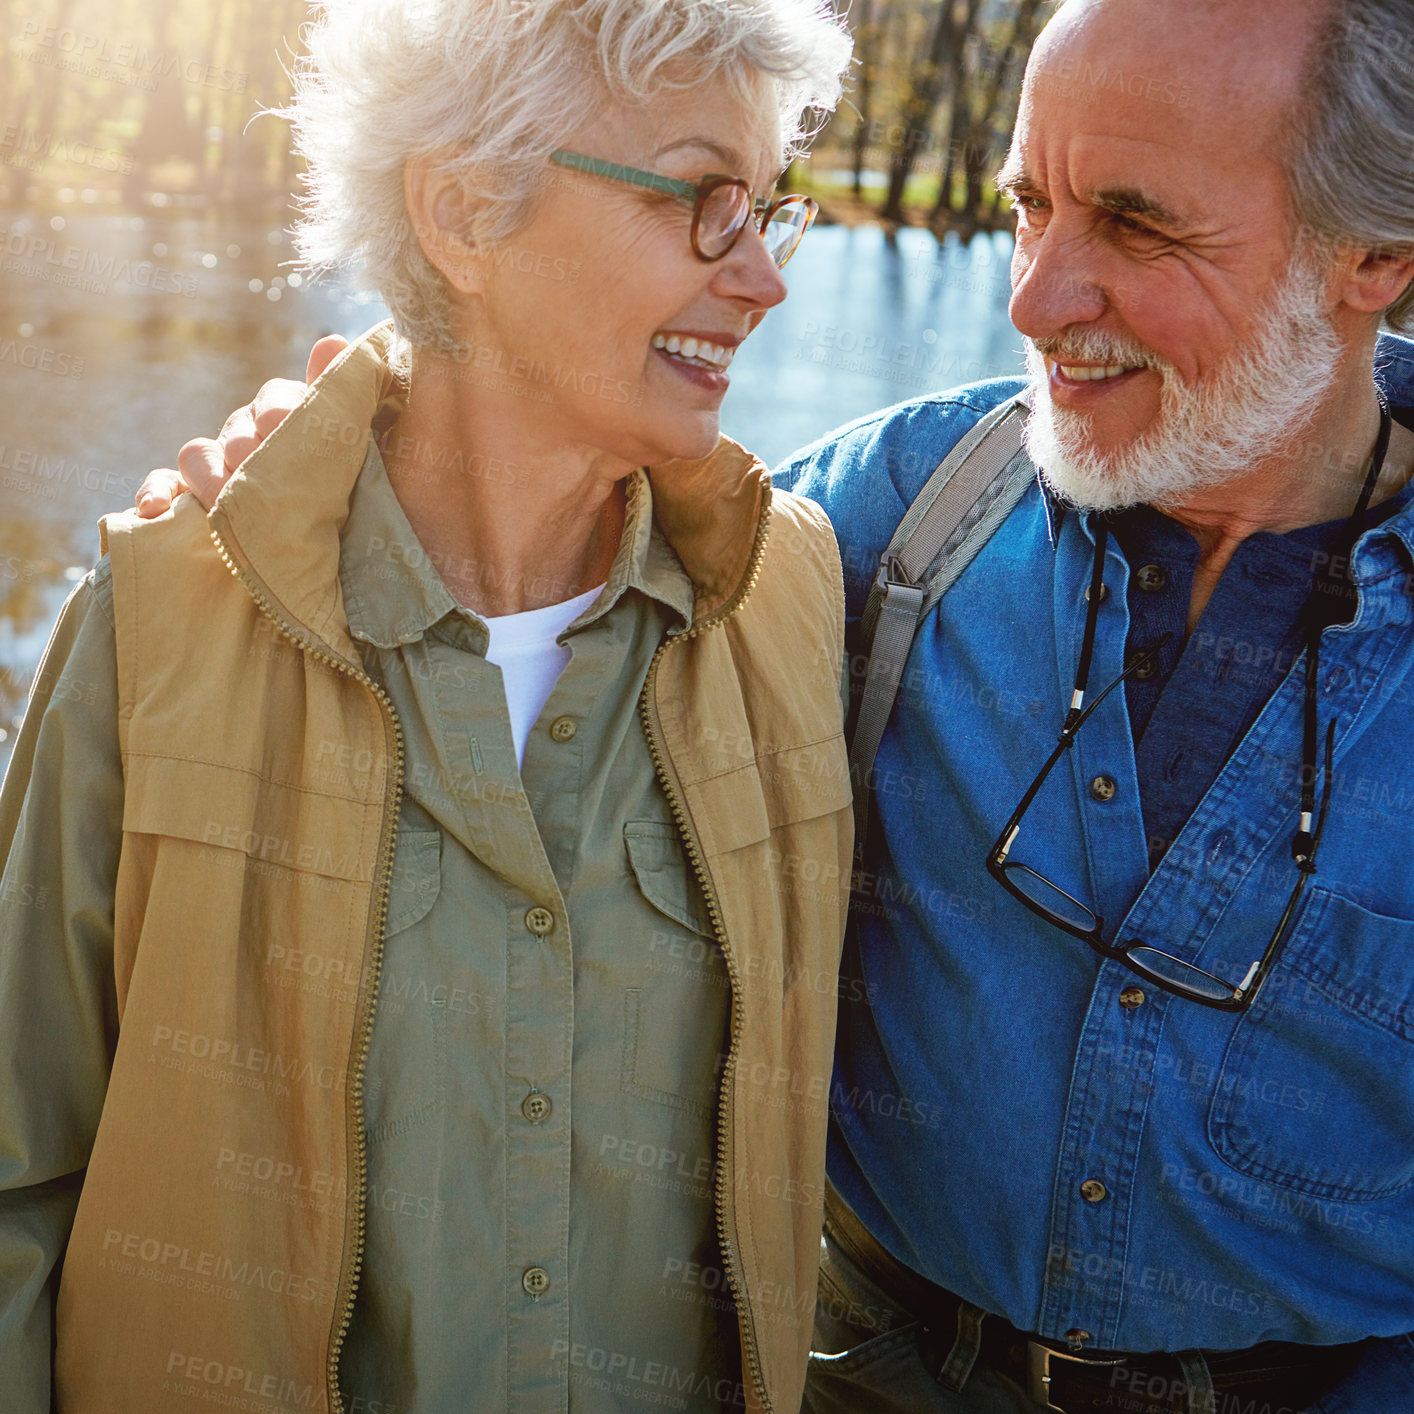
[405,154,483,295]
[1331,242,1414,320]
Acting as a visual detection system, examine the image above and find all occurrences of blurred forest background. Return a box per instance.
[1,0,1054,229]
[0,0,1052,753]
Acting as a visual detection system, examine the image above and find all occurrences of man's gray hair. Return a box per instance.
[282,0,852,358]
[1290,0,1414,332]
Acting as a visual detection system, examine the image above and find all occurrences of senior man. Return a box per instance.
[128,0,1414,1410]
[780,0,1414,1411]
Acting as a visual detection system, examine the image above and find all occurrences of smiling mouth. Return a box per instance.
[652,332,736,372]
[1055,362,1144,382]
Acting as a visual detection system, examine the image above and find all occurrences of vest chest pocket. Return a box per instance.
[1207,885,1414,1201]
[364,824,447,1146]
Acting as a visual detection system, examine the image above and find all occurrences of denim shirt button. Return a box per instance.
[1089,775,1118,802]
[1118,985,1146,1010]
[1125,647,1160,681]
[1079,1178,1108,1203]
[1135,563,1169,593]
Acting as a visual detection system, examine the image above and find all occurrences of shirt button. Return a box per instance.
[522,1091,552,1124]
[1066,1329,1093,1351]
[1089,775,1117,802]
[1084,583,1109,604]
[1126,647,1160,681]
[1119,985,1146,1010]
[524,907,554,936]
[1135,563,1169,593]
[522,1266,550,1296]
[549,716,577,743]
[1080,1179,1108,1203]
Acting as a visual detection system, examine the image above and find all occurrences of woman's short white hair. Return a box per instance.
[284,0,853,357]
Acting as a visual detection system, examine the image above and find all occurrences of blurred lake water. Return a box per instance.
[0,210,1023,766]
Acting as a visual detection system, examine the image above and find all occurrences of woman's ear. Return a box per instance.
[405,154,483,295]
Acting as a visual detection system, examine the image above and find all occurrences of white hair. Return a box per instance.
[1289,0,1414,332]
[281,0,852,357]
[1023,245,1345,512]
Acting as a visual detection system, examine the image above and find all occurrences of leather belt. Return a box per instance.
[823,1185,1361,1414]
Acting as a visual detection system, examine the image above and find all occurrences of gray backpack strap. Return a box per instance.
[849,392,1035,852]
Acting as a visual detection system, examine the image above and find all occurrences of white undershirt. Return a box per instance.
[483,584,605,767]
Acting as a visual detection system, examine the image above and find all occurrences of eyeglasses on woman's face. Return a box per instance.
[549,149,817,268]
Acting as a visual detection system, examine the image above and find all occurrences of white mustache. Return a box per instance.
[1030,331,1166,373]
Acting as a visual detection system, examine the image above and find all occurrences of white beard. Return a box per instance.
[1021,254,1344,513]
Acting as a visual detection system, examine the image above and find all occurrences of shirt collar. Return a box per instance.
[338,447,694,650]
[580,466,697,632]
[1037,396,1414,562]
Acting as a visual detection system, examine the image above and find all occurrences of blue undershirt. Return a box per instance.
[1103,463,1414,870]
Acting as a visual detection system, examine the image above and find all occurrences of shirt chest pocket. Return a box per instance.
[620,820,726,1119]
[365,824,447,1146]
[1207,886,1414,1201]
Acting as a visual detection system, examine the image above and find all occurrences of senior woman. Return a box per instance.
[0,1,855,1411]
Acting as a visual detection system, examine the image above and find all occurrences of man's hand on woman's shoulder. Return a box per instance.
[134,334,349,517]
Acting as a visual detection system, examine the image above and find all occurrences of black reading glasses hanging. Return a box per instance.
[986,406,1394,1012]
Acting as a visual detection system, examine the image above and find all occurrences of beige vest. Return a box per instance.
[57,322,852,1414]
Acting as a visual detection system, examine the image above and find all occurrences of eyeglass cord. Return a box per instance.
[1294,402,1392,863]
[1065,403,1393,870]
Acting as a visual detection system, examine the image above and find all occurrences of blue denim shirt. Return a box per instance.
[775,334,1414,1411]
[1104,476,1414,868]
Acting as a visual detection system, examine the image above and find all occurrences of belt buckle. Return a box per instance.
[1026,1339,1124,1413]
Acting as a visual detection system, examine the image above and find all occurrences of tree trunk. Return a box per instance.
[848,0,880,199]
[880,0,977,223]
[962,0,1046,219]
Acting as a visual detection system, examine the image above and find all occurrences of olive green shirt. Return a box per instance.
[0,449,741,1412]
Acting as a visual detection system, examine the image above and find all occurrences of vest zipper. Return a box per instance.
[637,491,773,1411]
[208,526,404,1414]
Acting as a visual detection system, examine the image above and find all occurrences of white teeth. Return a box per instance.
[652,333,737,371]
[1059,363,1135,381]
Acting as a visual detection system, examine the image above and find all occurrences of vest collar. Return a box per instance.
[206,321,772,662]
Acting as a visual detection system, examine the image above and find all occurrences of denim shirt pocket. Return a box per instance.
[1208,885,1414,1201]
